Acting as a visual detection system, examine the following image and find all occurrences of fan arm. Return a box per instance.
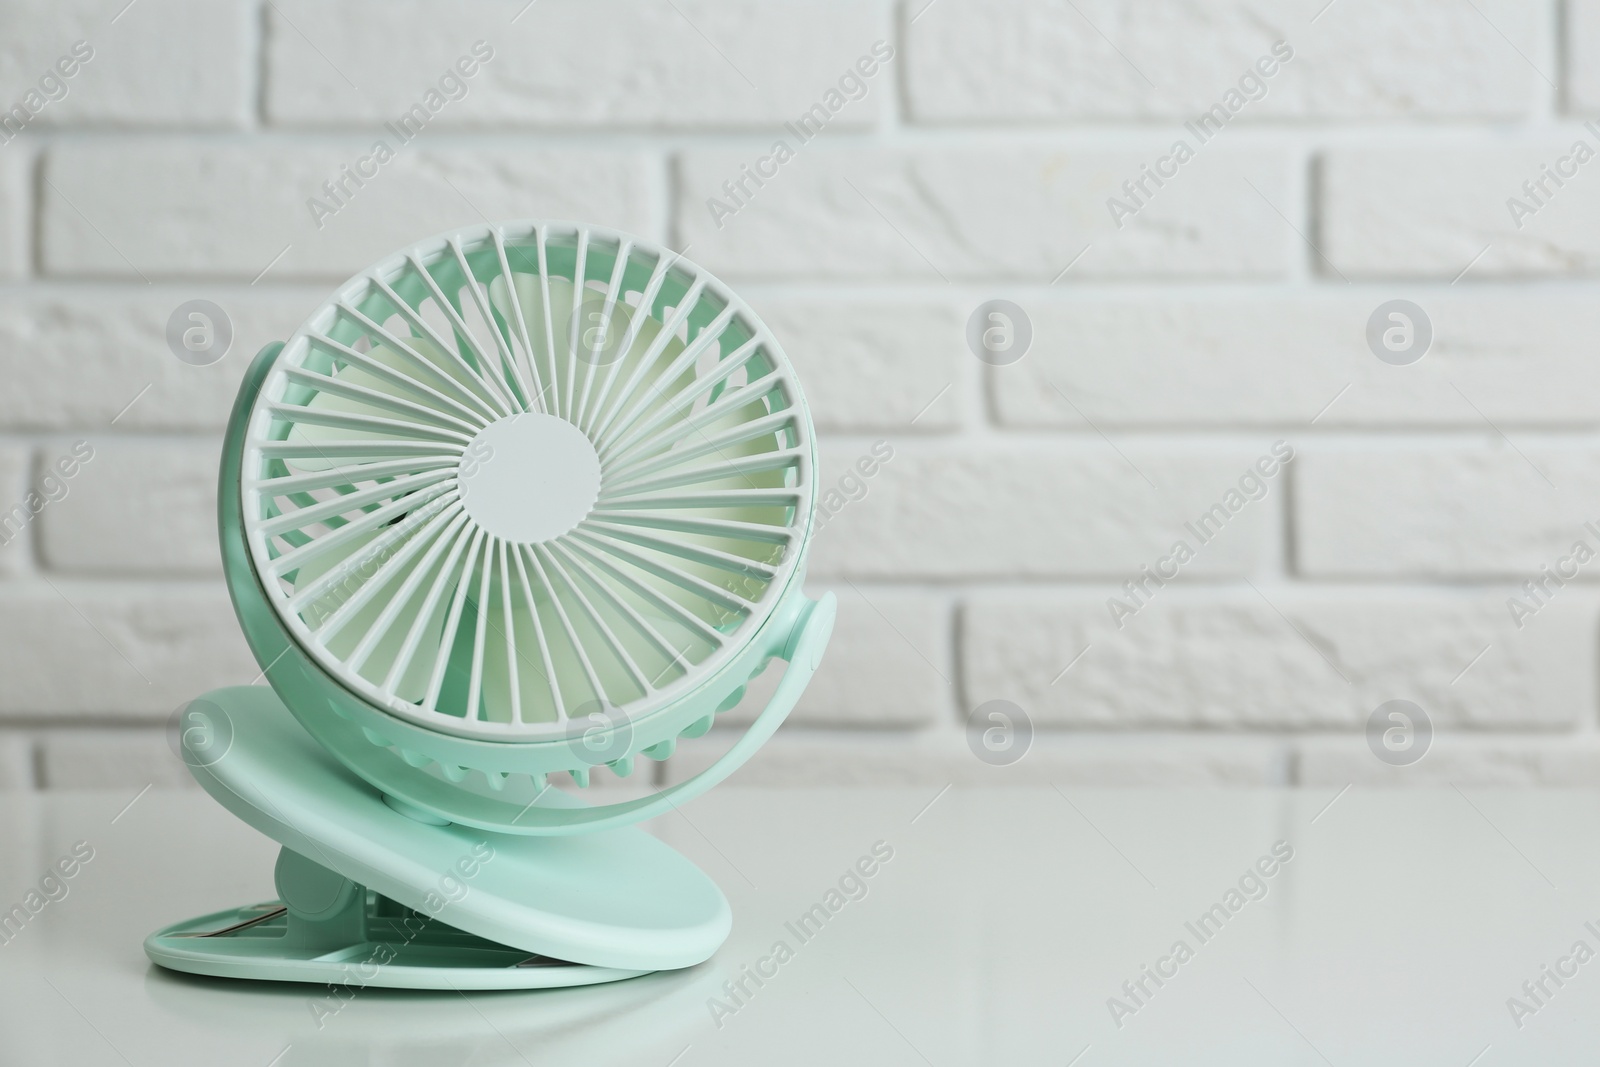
[499,591,835,835]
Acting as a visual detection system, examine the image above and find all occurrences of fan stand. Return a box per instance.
[145,687,731,990]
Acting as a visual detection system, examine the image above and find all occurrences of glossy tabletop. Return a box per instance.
[2,786,1598,1065]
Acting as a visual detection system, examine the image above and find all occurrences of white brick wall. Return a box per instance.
[0,153,26,280]
[989,293,1600,427]
[38,729,199,790]
[264,0,891,130]
[808,440,1280,579]
[0,586,257,720]
[1322,146,1600,279]
[0,448,31,578]
[1,0,1596,791]
[1568,0,1600,114]
[756,298,968,431]
[42,143,659,280]
[1295,446,1600,577]
[735,586,955,729]
[679,146,1292,280]
[38,440,222,575]
[963,591,1596,729]
[0,0,251,128]
[905,0,1539,122]
[0,291,317,429]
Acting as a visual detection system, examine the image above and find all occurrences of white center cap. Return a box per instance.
[458,413,602,543]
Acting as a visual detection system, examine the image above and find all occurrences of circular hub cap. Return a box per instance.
[459,414,602,544]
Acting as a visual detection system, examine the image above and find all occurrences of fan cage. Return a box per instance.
[240,223,816,743]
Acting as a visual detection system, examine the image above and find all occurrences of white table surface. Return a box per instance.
[2,785,1599,1065]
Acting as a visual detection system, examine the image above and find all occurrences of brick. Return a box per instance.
[0,448,31,576]
[961,590,1594,730]
[1320,145,1600,279]
[0,291,319,431]
[1295,447,1600,578]
[38,440,220,576]
[717,588,953,729]
[665,731,1279,786]
[0,585,257,719]
[806,440,1280,579]
[265,0,889,130]
[756,298,965,431]
[0,151,24,279]
[38,729,197,790]
[991,293,1600,428]
[677,146,1290,281]
[0,0,248,128]
[0,733,32,790]
[1298,738,1600,786]
[907,0,1538,123]
[41,143,655,280]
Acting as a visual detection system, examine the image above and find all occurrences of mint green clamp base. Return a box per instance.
[144,686,729,989]
[146,902,643,991]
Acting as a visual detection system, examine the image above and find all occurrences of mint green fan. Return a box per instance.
[145,221,835,990]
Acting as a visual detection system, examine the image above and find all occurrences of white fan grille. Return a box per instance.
[240,223,814,740]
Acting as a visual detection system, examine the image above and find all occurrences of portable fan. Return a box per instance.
[145,221,835,989]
